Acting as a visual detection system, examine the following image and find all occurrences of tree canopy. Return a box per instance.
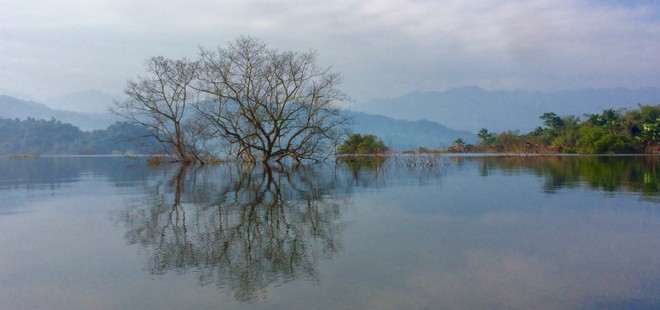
[337,133,388,156]
[113,36,350,164]
[465,105,660,154]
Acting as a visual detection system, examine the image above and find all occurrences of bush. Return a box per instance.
[337,134,388,155]
[576,126,635,154]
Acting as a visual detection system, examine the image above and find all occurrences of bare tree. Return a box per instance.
[111,56,202,163]
[196,36,350,164]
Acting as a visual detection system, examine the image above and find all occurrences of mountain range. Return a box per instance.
[0,94,472,151]
[4,86,659,152]
[0,95,120,131]
[344,111,474,149]
[352,86,660,133]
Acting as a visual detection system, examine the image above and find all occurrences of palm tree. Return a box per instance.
[477,128,492,144]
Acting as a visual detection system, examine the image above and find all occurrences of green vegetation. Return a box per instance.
[336,133,388,166]
[0,117,160,155]
[446,138,474,153]
[453,105,660,154]
[337,134,388,156]
[475,156,659,198]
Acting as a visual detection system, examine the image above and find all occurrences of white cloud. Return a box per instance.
[1,0,659,102]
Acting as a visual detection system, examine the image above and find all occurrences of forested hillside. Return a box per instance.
[0,95,118,131]
[0,118,159,155]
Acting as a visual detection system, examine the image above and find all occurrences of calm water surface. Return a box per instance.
[0,155,658,309]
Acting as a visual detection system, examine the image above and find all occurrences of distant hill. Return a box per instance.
[0,117,160,155]
[353,86,660,133]
[0,95,119,131]
[347,111,475,150]
[1,94,471,150]
[44,90,121,114]
[0,89,33,101]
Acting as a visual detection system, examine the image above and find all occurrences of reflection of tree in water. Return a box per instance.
[475,156,659,199]
[114,164,348,302]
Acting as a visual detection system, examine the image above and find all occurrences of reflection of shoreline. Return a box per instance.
[3,154,654,197]
[471,155,659,198]
[0,156,156,190]
[113,164,350,302]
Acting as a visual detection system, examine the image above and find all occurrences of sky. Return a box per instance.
[2,0,660,105]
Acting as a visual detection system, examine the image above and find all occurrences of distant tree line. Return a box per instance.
[0,117,160,155]
[449,104,660,154]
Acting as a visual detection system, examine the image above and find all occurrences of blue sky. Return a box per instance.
[1,0,660,104]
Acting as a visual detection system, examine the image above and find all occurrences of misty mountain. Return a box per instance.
[353,86,660,133]
[0,89,33,101]
[346,111,475,150]
[0,95,119,131]
[44,90,121,114]
[0,94,472,151]
[0,117,160,155]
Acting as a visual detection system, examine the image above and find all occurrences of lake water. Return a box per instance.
[0,155,658,309]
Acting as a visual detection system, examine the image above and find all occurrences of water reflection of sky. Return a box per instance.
[0,156,658,309]
[342,168,659,309]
